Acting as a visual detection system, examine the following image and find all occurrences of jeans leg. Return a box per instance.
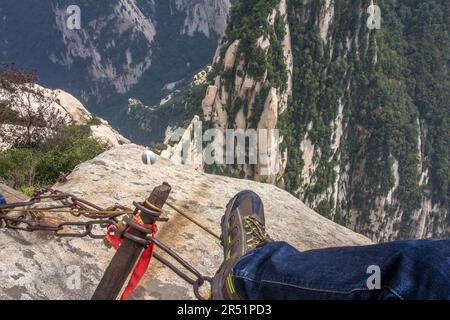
[232,239,450,300]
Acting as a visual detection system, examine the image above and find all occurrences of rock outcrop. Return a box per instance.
[0,144,371,300]
[175,0,230,38]
[52,88,130,147]
[0,85,130,150]
[184,0,450,242]
[160,116,204,172]
[52,0,157,96]
[199,0,293,185]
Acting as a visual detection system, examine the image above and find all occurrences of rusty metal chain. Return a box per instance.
[0,188,130,238]
[0,187,213,300]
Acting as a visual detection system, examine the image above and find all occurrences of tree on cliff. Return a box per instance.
[0,65,68,147]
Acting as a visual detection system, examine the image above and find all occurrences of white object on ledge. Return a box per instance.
[142,149,157,165]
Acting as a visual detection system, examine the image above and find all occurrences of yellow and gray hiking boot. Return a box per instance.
[212,190,271,300]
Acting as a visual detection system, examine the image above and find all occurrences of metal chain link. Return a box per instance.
[0,188,129,238]
[0,187,213,300]
[119,214,212,300]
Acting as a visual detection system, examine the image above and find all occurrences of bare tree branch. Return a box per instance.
[0,65,69,147]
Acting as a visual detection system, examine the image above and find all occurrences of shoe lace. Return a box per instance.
[243,216,271,246]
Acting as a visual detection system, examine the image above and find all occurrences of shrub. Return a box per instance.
[0,125,106,189]
[35,125,107,185]
[0,148,41,188]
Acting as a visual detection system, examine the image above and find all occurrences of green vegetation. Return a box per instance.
[130,0,290,145]
[249,86,271,129]
[124,80,209,146]
[223,0,288,88]
[150,0,449,240]
[227,0,278,40]
[279,0,449,238]
[0,66,107,192]
[87,114,103,126]
[0,125,106,191]
[208,0,289,130]
[170,0,449,239]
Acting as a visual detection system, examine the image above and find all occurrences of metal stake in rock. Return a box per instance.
[91,182,172,300]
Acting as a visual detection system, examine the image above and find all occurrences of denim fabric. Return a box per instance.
[232,239,450,300]
[0,194,6,205]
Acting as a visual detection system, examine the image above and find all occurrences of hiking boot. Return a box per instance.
[212,190,271,300]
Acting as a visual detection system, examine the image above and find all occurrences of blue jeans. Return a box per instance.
[232,239,450,300]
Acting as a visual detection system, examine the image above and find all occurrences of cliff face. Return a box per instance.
[199,0,293,185]
[174,0,449,242]
[0,144,371,299]
[0,0,230,137]
[51,0,157,98]
[175,0,230,38]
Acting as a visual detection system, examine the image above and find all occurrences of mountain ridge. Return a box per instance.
[161,0,449,242]
[0,0,231,141]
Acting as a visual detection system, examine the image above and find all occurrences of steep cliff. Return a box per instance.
[165,0,449,241]
[199,0,293,185]
[279,0,449,241]
[175,0,230,38]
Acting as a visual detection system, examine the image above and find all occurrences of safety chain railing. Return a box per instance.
[0,188,128,238]
[117,214,212,300]
[0,186,214,300]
